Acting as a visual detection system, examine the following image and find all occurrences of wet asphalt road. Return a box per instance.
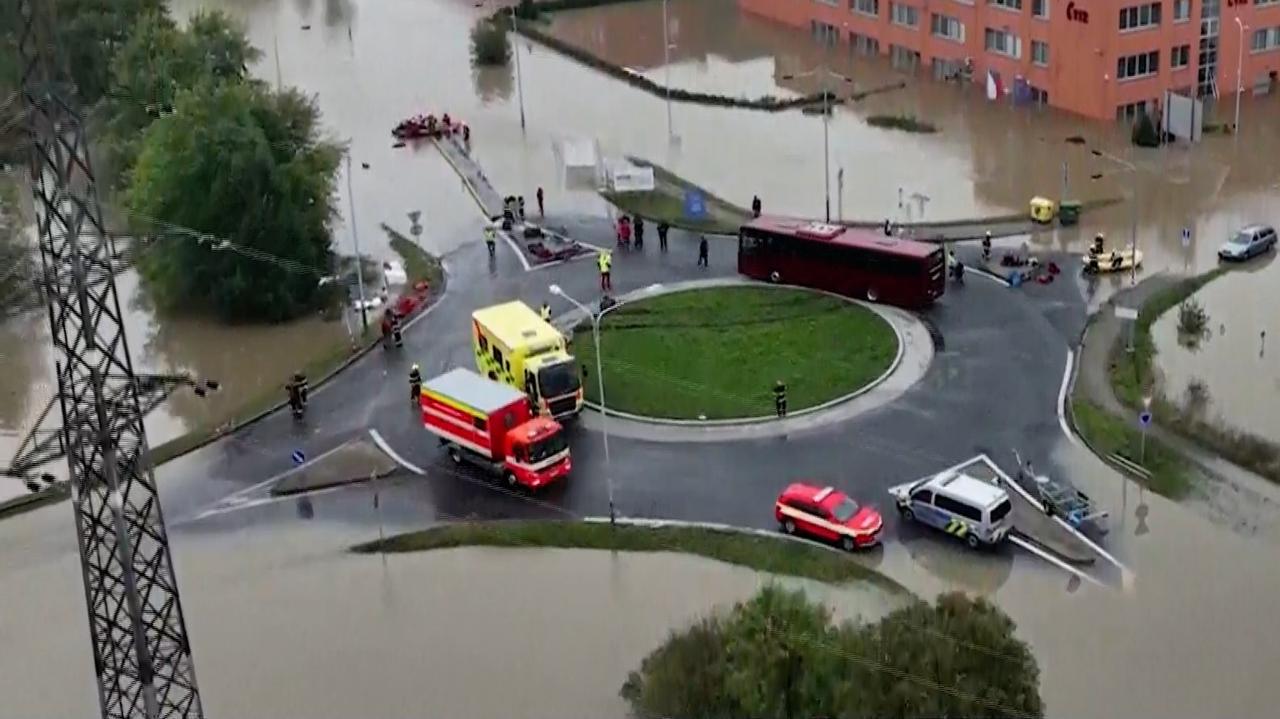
[159,215,1088,559]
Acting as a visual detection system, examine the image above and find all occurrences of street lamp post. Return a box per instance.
[1091,148,1139,285]
[780,65,852,223]
[549,284,615,525]
[345,151,368,329]
[511,8,527,132]
[662,0,673,142]
[1234,17,1248,137]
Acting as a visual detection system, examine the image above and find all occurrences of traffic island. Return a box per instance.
[572,284,899,421]
[270,439,400,496]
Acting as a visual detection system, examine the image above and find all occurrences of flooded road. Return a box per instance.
[0,509,902,719]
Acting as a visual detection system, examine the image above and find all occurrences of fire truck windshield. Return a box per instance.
[538,361,580,398]
[527,431,568,463]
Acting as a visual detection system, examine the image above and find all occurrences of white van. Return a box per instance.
[888,470,1014,549]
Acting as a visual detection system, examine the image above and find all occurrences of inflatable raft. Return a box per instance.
[1082,249,1143,274]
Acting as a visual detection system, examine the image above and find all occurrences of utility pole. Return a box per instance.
[346,152,368,330]
[837,166,844,222]
[1234,17,1247,138]
[511,8,526,132]
[662,0,673,142]
[822,64,831,223]
[17,0,203,716]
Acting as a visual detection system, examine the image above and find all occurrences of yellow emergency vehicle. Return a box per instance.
[471,301,584,419]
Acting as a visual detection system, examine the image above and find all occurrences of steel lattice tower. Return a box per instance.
[16,0,204,717]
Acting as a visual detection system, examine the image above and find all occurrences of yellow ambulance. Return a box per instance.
[471,301,584,419]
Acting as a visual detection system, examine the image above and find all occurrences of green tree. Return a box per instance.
[102,10,260,178]
[0,179,35,314]
[622,586,1044,719]
[470,18,510,67]
[126,82,341,322]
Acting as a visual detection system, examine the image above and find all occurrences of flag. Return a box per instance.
[986,70,1003,101]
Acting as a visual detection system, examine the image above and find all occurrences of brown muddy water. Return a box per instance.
[0,511,903,719]
[165,0,1279,434]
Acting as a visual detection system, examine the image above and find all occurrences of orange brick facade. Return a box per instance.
[739,0,1280,120]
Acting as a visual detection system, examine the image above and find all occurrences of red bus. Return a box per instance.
[738,217,945,308]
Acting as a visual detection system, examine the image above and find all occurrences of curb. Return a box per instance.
[563,279,908,427]
[144,258,452,470]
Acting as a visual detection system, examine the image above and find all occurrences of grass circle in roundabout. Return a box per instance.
[572,286,899,420]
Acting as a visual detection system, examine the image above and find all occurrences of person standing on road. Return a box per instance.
[657,221,669,252]
[391,310,404,348]
[697,235,709,268]
[773,380,787,418]
[982,231,992,262]
[634,216,645,250]
[409,364,422,404]
[536,186,545,217]
[751,195,762,218]
[485,225,497,256]
[598,250,613,291]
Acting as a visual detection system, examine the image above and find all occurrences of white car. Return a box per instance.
[1218,225,1277,261]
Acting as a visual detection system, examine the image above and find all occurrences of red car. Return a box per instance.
[775,483,883,551]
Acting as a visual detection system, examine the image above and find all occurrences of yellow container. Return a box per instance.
[1030,196,1056,223]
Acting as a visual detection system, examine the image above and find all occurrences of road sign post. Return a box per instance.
[291,449,306,466]
[1138,401,1152,465]
[1115,305,1139,352]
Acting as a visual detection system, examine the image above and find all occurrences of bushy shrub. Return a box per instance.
[470,19,510,67]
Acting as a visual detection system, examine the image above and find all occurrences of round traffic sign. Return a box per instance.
[1139,411,1152,427]
[410,224,422,236]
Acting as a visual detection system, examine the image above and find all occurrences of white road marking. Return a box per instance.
[1008,534,1105,588]
[369,429,426,475]
[1057,348,1081,447]
[498,227,532,272]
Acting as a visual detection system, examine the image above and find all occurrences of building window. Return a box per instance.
[989,0,1022,10]
[1119,3,1162,31]
[851,31,880,54]
[890,44,922,70]
[891,2,920,27]
[1117,50,1160,79]
[811,20,839,46]
[1032,40,1049,66]
[1171,44,1191,68]
[984,27,1022,58]
[1173,0,1191,21]
[1029,86,1049,104]
[1254,27,1280,53]
[1256,0,1280,7]
[1116,100,1150,122]
[851,0,879,17]
[1033,0,1049,18]
[815,0,839,7]
[931,13,966,41]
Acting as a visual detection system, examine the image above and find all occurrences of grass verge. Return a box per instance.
[145,233,442,469]
[866,114,938,134]
[353,520,907,592]
[600,157,753,235]
[1106,266,1280,483]
[1069,398,1191,499]
[573,286,897,419]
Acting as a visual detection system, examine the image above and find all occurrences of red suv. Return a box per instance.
[775,483,883,551]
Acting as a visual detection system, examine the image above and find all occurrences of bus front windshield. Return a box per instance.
[528,431,568,463]
[538,361,581,398]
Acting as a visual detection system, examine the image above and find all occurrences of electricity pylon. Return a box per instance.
[15,0,204,716]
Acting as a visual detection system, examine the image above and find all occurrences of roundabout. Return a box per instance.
[571,284,899,421]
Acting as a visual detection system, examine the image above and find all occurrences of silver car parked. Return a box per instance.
[1219,225,1277,261]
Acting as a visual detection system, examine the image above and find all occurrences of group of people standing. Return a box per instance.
[614,214,670,252]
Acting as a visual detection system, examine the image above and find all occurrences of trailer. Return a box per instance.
[420,368,571,490]
[1011,450,1109,538]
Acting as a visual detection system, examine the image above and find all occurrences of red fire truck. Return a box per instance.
[420,368,571,489]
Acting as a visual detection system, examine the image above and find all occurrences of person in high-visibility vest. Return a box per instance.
[598,251,612,291]
[540,302,551,322]
[409,364,422,403]
[484,226,496,256]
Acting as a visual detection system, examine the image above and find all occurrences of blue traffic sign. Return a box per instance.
[1138,411,1152,428]
[683,189,707,219]
[291,449,306,466]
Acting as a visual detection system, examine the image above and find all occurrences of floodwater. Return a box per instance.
[1150,255,1280,439]
[162,0,1279,432]
[0,510,902,719]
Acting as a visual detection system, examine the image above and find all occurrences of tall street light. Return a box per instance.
[345,150,368,329]
[510,7,527,132]
[780,64,854,223]
[549,284,615,525]
[1234,17,1248,138]
[1091,148,1139,285]
[661,0,676,142]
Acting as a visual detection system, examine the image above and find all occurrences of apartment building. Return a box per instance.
[739,0,1280,120]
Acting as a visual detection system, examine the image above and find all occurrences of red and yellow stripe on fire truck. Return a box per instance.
[774,501,881,540]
